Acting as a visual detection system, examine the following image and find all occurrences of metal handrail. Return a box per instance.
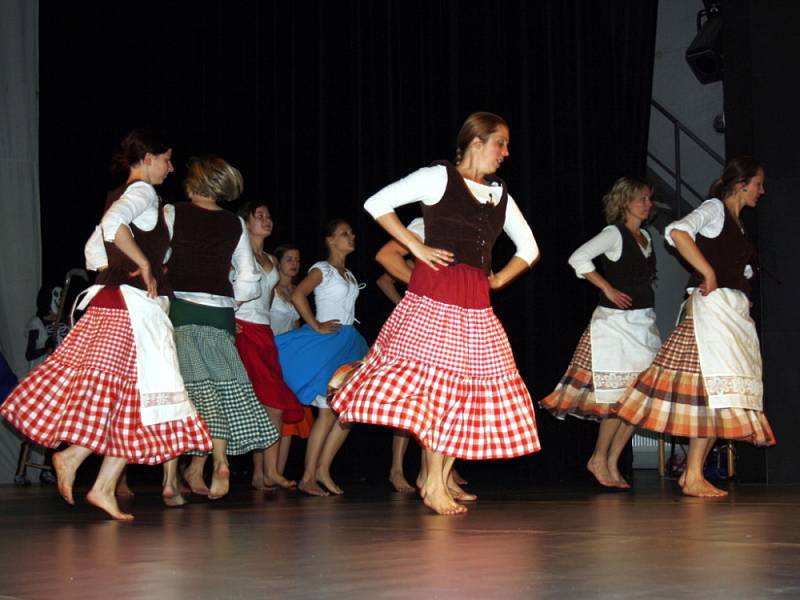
[648,99,725,217]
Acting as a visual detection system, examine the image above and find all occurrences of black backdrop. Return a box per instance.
[40,0,658,484]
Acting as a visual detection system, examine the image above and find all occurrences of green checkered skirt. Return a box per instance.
[175,324,278,455]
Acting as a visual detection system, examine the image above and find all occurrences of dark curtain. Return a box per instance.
[40,0,658,483]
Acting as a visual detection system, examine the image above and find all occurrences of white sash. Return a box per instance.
[78,284,196,425]
[691,288,763,410]
[589,306,661,404]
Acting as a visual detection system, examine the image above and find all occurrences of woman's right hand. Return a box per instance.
[314,319,341,334]
[129,264,158,298]
[408,240,454,271]
[699,271,718,296]
[603,285,633,309]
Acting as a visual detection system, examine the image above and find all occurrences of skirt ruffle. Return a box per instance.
[331,290,540,460]
[175,324,279,455]
[281,406,314,438]
[611,318,775,446]
[0,306,212,464]
[275,324,368,406]
[540,329,613,421]
[235,320,304,423]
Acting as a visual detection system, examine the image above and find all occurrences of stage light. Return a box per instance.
[685,1,723,84]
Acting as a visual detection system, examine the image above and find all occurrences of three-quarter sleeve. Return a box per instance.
[363,166,448,218]
[406,217,425,241]
[502,195,539,265]
[567,226,623,278]
[84,226,108,271]
[664,199,725,247]
[99,181,159,241]
[230,217,262,302]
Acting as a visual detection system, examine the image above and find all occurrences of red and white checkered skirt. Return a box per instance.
[611,317,775,446]
[330,264,540,460]
[540,328,613,421]
[0,290,212,464]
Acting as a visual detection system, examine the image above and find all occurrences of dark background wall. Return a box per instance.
[39,0,658,484]
[723,0,800,484]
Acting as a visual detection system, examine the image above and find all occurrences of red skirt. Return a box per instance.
[235,319,304,423]
[281,406,314,438]
[0,287,212,464]
[331,263,540,460]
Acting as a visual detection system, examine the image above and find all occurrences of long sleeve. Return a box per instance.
[99,181,159,241]
[664,198,725,246]
[503,195,539,265]
[84,226,108,271]
[230,218,262,302]
[364,166,448,218]
[568,226,624,278]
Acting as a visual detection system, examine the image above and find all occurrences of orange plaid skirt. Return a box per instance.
[612,318,775,446]
[540,328,613,421]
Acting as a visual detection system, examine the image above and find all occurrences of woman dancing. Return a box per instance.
[1,130,211,519]
[234,201,304,490]
[275,220,368,496]
[541,177,661,488]
[611,157,775,497]
[331,112,541,515]
[163,157,279,501]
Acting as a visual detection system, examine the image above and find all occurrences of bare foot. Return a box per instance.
[678,472,686,487]
[607,466,631,489]
[421,486,468,515]
[452,469,468,486]
[447,478,477,502]
[586,457,616,487]
[183,466,210,496]
[681,476,728,498]
[251,475,268,490]
[115,479,135,498]
[52,451,77,505]
[86,488,134,521]
[264,474,297,489]
[316,470,344,495]
[390,471,415,493]
[208,462,230,500]
[298,478,330,496]
[162,481,187,508]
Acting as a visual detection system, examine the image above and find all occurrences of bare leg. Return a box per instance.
[86,457,134,520]
[263,407,295,489]
[389,429,414,493]
[587,417,623,487]
[316,417,351,495]
[208,439,230,500]
[416,449,428,490]
[115,466,134,497]
[681,437,727,497]
[162,458,187,507]
[420,449,467,515]
[183,454,210,495]
[606,419,636,488]
[277,435,292,476]
[445,456,477,502]
[298,408,335,496]
[52,445,93,505]
[251,449,266,489]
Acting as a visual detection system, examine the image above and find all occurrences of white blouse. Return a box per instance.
[310,261,361,325]
[568,225,652,279]
[363,165,539,265]
[235,257,280,325]
[270,294,300,335]
[664,198,753,280]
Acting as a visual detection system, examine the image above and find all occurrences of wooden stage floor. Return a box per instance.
[1,472,799,599]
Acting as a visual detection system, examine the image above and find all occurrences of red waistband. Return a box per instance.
[407,262,490,309]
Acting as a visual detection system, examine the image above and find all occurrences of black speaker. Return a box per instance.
[686,9,723,84]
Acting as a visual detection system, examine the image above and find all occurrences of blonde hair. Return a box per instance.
[185,156,244,202]
[602,176,651,224]
[455,112,508,165]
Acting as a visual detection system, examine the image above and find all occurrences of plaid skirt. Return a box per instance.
[611,317,775,446]
[0,300,212,464]
[331,271,540,460]
[175,324,279,455]
[540,328,612,421]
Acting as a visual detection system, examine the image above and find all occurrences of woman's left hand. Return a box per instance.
[488,273,504,290]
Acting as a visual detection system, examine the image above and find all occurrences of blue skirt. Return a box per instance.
[275,324,368,406]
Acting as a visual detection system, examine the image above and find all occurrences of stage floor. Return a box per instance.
[1,473,799,599]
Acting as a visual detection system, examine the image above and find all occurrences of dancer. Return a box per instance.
[611,157,775,497]
[331,112,541,515]
[269,244,315,476]
[163,157,279,501]
[540,177,661,488]
[1,130,211,519]
[234,201,304,490]
[375,218,470,496]
[275,220,368,496]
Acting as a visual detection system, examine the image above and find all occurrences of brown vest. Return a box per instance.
[166,202,242,297]
[686,202,757,297]
[598,225,657,310]
[95,182,172,295]
[422,160,508,274]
